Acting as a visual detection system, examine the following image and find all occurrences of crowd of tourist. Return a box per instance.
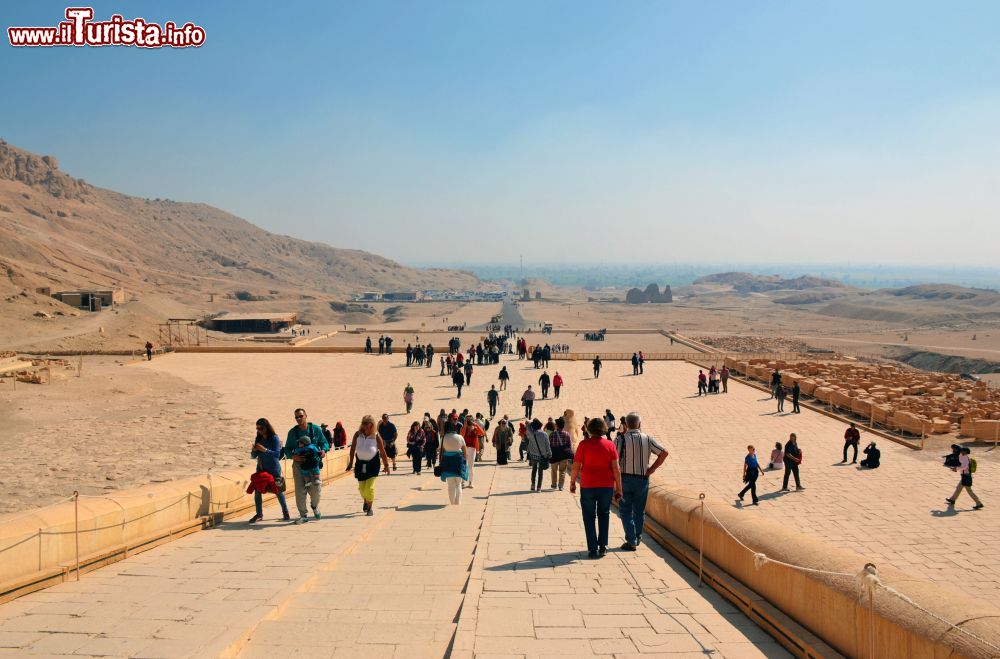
[245,345,986,559]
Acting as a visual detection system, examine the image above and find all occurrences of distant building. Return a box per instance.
[208,312,297,333]
[382,291,422,301]
[52,288,126,311]
[535,291,542,300]
[357,291,383,301]
[522,289,530,301]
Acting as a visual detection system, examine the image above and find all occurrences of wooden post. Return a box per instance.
[698,493,706,588]
[207,469,214,526]
[867,563,877,659]
[73,491,80,581]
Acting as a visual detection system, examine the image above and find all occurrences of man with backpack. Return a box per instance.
[946,447,983,509]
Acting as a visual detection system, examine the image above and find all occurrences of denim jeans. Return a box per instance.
[619,475,649,545]
[580,487,613,552]
[254,489,289,518]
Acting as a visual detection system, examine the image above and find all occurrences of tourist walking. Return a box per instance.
[548,417,574,490]
[780,433,804,491]
[592,355,602,378]
[332,421,348,450]
[378,414,398,471]
[842,423,860,464]
[145,341,153,361]
[284,408,329,524]
[526,419,552,491]
[638,351,645,374]
[346,415,391,515]
[452,367,465,398]
[738,445,765,505]
[365,336,372,354]
[631,352,640,376]
[791,382,801,413]
[249,418,290,522]
[553,372,564,398]
[946,447,983,509]
[775,383,786,412]
[487,385,500,418]
[569,418,623,559]
[406,421,425,474]
[439,421,468,504]
[378,335,385,354]
[461,416,484,488]
[423,418,439,470]
[498,366,510,390]
[720,365,729,393]
[521,385,536,419]
[770,369,781,398]
[697,370,707,396]
[403,383,415,414]
[563,409,580,453]
[517,421,528,461]
[492,418,513,465]
[464,360,473,386]
[614,412,668,549]
[538,371,551,399]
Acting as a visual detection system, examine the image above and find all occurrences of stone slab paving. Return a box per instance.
[451,461,788,659]
[0,454,782,657]
[0,467,449,657]
[146,353,1000,605]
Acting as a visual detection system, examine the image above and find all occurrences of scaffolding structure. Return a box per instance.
[158,319,205,347]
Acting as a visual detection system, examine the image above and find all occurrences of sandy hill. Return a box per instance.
[0,139,479,303]
[693,272,846,293]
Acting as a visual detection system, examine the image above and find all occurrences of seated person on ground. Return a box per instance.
[860,442,880,469]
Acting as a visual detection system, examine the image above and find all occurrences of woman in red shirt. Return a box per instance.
[570,418,623,558]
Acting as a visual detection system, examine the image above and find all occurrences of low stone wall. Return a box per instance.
[0,449,353,603]
[644,483,1000,658]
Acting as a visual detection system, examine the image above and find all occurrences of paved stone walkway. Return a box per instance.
[0,460,784,657]
[145,353,1000,605]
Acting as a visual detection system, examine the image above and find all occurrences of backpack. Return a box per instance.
[970,457,978,474]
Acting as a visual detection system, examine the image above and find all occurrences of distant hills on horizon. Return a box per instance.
[430,262,1000,291]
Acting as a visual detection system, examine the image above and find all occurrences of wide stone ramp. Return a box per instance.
[0,462,784,658]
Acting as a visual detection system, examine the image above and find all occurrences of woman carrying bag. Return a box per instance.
[346,415,391,516]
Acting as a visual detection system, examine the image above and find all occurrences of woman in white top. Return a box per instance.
[346,415,390,516]
[438,421,468,505]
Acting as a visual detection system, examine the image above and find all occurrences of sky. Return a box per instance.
[2,1,999,266]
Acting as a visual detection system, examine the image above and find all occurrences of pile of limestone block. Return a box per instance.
[725,357,1000,439]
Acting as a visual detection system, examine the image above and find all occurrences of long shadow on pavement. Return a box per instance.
[485,550,582,571]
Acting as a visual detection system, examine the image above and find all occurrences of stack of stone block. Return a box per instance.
[725,357,1000,439]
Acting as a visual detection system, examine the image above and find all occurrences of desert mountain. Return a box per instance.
[693,272,846,293]
[0,139,479,301]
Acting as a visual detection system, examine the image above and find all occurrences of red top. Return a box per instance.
[463,423,485,449]
[553,374,564,387]
[574,437,619,489]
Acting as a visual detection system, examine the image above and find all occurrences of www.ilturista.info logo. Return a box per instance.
[8,7,205,48]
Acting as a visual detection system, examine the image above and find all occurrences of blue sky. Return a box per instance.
[2,1,999,265]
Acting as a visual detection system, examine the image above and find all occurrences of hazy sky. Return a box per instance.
[3,1,999,265]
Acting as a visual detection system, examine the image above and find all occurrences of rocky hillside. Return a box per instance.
[0,139,479,301]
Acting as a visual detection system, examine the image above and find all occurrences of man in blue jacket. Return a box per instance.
[284,408,329,524]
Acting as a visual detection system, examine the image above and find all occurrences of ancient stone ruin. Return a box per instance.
[726,357,1000,440]
[625,283,673,304]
